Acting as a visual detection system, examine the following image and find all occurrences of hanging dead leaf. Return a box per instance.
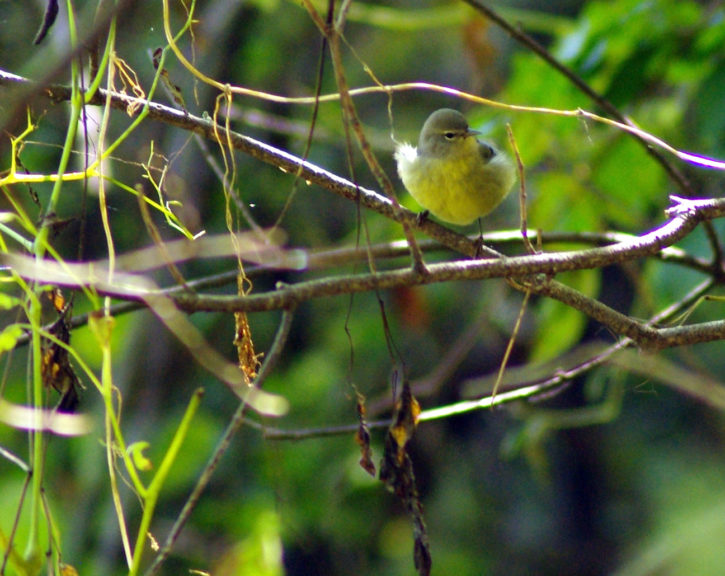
[41,290,82,412]
[379,380,431,576]
[354,390,375,476]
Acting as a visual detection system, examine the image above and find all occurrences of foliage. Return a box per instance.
[1,0,725,575]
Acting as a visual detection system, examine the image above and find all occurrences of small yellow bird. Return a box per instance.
[395,108,516,226]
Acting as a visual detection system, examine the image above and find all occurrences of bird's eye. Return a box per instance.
[444,132,456,140]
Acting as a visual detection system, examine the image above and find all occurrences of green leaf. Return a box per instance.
[0,292,20,310]
[127,441,153,472]
[0,324,23,353]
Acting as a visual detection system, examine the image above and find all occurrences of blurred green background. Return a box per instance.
[2,0,725,574]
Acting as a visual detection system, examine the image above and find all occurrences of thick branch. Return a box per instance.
[0,68,479,257]
[5,71,725,353]
[162,198,725,313]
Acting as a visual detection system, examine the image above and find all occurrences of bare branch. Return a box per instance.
[165,197,725,314]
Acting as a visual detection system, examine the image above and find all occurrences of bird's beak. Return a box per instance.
[466,129,481,137]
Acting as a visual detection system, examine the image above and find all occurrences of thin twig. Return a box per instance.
[461,0,692,195]
[366,302,494,415]
[302,0,428,274]
[13,229,704,348]
[506,124,534,255]
[143,308,296,576]
[7,197,725,351]
[491,288,531,404]
[259,278,716,441]
[161,197,725,314]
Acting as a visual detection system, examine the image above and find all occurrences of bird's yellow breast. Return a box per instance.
[396,138,514,225]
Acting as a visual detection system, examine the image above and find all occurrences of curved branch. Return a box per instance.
[0,74,487,265]
[258,278,719,440]
[165,197,725,314]
[6,197,725,350]
[5,72,725,354]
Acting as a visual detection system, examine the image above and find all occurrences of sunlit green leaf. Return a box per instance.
[0,324,23,353]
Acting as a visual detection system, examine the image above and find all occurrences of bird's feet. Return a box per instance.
[474,235,486,258]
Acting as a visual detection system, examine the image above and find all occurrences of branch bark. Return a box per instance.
[4,71,725,354]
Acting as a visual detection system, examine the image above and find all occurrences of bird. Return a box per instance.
[395,108,516,226]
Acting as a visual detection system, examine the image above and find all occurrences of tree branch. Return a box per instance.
[0,68,485,257]
[5,71,725,354]
[164,196,725,314]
